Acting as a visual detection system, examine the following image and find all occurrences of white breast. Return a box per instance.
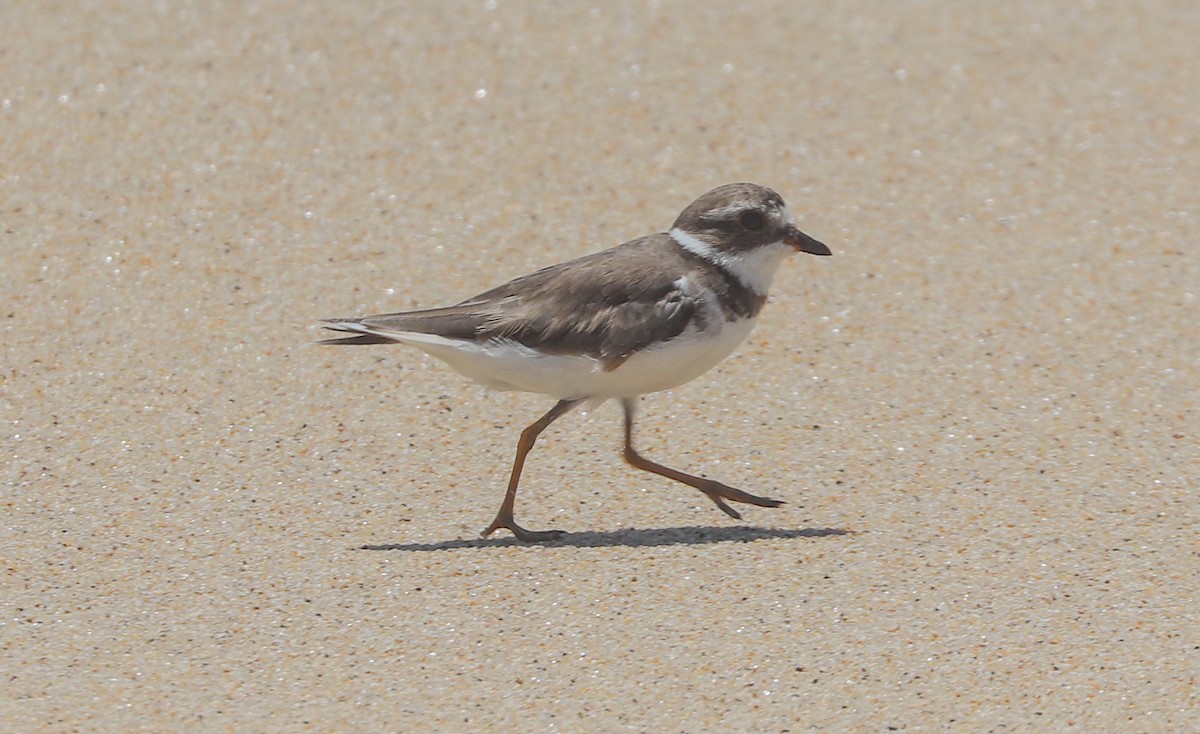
[391,315,758,401]
[372,269,765,401]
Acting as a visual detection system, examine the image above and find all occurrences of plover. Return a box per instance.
[321,182,831,541]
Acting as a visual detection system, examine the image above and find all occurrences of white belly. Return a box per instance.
[395,318,758,400]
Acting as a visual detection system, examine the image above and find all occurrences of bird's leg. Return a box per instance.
[620,397,783,519]
[481,399,581,542]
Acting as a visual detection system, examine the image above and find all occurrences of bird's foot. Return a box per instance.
[481,514,566,542]
[698,480,784,520]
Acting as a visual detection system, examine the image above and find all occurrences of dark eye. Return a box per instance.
[738,210,766,232]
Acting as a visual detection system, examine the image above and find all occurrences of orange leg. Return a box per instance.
[620,397,783,519]
[481,399,580,542]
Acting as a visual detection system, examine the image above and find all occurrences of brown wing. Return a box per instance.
[463,235,700,367]
[322,235,700,368]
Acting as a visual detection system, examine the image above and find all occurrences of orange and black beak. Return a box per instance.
[785,226,832,256]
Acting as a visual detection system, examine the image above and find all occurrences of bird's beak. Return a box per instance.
[785,226,832,256]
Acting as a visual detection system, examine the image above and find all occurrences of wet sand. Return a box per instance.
[3,2,1197,731]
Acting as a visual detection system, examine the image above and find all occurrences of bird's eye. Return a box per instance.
[738,210,766,232]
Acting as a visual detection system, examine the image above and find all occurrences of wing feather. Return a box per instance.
[322,234,701,364]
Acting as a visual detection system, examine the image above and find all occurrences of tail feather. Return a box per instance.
[318,307,490,346]
[318,333,400,345]
[318,319,401,345]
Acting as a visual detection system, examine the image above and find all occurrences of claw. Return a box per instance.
[699,479,783,517]
[481,516,565,543]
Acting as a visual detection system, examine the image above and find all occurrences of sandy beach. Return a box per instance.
[3,1,1197,730]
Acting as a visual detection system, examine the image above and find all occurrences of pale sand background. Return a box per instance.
[3,1,1197,731]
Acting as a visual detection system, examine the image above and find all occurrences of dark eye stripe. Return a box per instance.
[738,210,766,231]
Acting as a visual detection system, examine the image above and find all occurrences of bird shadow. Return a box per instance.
[359,525,852,552]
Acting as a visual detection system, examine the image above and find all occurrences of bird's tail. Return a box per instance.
[317,320,400,345]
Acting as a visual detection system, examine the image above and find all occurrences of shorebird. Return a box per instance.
[321,183,831,541]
